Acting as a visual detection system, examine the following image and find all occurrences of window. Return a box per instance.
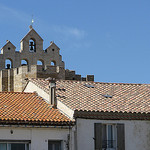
[102,124,116,149]
[94,123,125,150]
[0,142,29,150]
[48,141,61,150]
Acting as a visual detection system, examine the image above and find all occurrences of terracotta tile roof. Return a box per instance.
[0,92,72,126]
[29,78,150,114]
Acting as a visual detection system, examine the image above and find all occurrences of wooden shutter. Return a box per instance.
[117,123,125,150]
[94,123,102,150]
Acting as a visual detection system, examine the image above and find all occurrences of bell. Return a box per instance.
[29,41,36,52]
[7,64,10,69]
[30,46,34,51]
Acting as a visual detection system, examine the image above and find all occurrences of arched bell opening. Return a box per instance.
[37,60,44,66]
[51,60,56,66]
[5,58,13,69]
[21,59,28,66]
[37,59,45,70]
[29,38,36,52]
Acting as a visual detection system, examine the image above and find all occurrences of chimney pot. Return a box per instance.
[46,77,56,108]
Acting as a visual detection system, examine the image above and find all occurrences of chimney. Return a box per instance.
[86,75,94,81]
[46,77,57,108]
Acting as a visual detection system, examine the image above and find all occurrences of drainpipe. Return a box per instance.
[46,77,57,108]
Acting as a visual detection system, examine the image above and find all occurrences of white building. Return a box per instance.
[0,92,73,150]
[24,78,150,150]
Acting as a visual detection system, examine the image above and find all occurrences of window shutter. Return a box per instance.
[94,123,102,150]
[117,123,125,150]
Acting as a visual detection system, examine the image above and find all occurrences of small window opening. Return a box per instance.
[52,49,55,51]
[5,59,13,69]
[21,60,28,66]
[51,61,56,66]
[29,39,36,52]
[8,47,10,50]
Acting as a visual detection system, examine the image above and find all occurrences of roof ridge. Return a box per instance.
[0,91,35,94]
[57,79,150,86]
[29,78,150,86]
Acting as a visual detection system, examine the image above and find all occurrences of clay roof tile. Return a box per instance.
[0,92,72,125]
[29,78,150,114]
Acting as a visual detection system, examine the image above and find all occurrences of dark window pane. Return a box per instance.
[55,143,61,150]
[48,141,61,150]
[102,124,107,141]
[11,143,25,150]
[48,143,53,150]
[0,143,7,150]
[102,124,107,148]
[108,125,114,148]
[26,144,29,150]
[108,125,113,141]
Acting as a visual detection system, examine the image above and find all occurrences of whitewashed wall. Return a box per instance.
[0,126,70,150]
[24,82,74,119]
[76,118,150,150]
[24,82,49,103]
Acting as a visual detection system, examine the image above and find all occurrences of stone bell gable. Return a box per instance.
[0,41,16,70]
[0,26,94,92]
[1,40,16,54]
[20,25,43,53]
[0,25,65,70]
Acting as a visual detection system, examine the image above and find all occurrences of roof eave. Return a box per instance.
[0,119,74,126]
[74,110,150,120]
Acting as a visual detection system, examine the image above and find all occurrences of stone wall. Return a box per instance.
[65,69,94,81]
[13,65,66,92]
[0,64,94,92]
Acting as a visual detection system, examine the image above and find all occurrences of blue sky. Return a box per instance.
[0,1,150,83]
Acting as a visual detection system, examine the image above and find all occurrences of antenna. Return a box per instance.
[31,15,34,26]
[29,15,34,29]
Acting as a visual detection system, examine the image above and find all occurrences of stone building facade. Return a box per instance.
[0,26,94,92]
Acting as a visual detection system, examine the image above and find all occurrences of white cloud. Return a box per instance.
[68,28,86,38]
[0,4,90,50]
[48,25,91,51]
[0,4,29,23]
[53,25,87,39]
